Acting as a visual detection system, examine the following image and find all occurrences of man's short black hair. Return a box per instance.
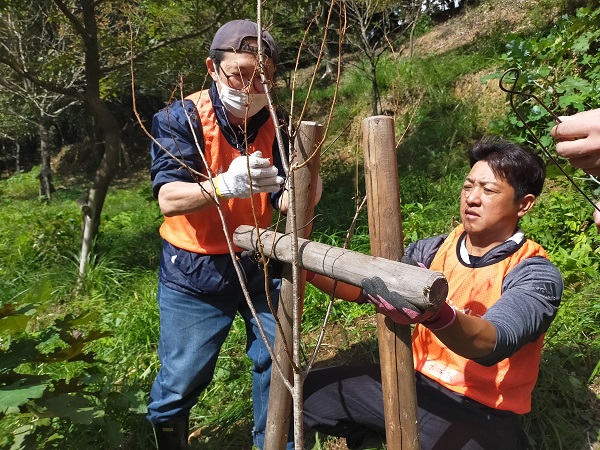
[469,137,546,200]
[209,49,226,65]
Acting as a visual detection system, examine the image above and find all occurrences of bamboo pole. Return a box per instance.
[264,121,323,450]
[363,115,420,450]
[233,226,448,311]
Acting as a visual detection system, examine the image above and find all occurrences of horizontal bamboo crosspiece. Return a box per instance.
[233,225,448,311]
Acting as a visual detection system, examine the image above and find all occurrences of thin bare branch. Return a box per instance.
[103,9,232,74]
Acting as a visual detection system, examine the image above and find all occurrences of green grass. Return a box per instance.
[2,166,598,449]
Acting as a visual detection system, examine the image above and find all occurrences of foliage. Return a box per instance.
[488,6,600,152]
[525,278,600,450]
[0,279,134,450]
[0,174,155,449]
[488,9,600,436]
[522,180,600,281]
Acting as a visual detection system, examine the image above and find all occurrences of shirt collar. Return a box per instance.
[459,228,525,265]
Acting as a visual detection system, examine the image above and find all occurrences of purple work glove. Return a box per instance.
[361,257,456,330]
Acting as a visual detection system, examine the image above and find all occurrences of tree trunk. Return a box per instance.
[318,0,337,81]
[1,142,11,177]
[77,98,122,280]
[15,141,20,172]
[233,226,448,311]
[409,7,422,58]
[74,0,123,280]
[321,39,337,81]
[363,116,420,450]
[263,121,323,450]
[37,120,55,201]
[371,59,379,116]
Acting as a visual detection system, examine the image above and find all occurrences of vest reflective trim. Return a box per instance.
[159,90,276,254]
[413,224,548,414]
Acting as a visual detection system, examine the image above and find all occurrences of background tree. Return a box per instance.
[0,8,80,200]
[0,89,34,175]
[0,0,249,278]
[345,0,424,115]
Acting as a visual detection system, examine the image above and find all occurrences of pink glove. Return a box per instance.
[361,258,456,330]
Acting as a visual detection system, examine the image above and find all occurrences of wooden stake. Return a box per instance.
[363,115,420,450]
[264,121,323,450]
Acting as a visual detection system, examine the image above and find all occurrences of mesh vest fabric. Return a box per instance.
[159,90,276,254]
[413,224,548,414]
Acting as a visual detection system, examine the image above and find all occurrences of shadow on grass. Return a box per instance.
[310,338,380,369]
[188,421,254,449]
[121,412,255,450]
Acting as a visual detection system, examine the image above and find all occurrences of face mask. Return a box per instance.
[217,78,269,119]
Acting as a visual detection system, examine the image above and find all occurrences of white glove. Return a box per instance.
[215,151,284,199]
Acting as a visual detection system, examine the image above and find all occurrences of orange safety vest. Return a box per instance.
[159,90,276,254]
[413,224,548,414]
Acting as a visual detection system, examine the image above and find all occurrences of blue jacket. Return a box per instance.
[150,83,287,296]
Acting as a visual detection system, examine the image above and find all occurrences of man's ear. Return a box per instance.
[206,58,218,82]
[517,193,536,218]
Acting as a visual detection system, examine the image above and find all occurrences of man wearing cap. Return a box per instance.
[147,19,291,449]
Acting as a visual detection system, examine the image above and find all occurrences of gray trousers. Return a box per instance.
[303,363,529,450]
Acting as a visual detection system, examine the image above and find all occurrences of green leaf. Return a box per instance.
[44,393,105,424]
[0,336,44,372]
[0,303,36,334]
[10,424,34,450]
[571,31,600,53]
[545,163,568,179]
[0,379,48,412]
[102,417,125,447]
[558,94,586,110]
[0,315,30,334]
[19,279,53,305]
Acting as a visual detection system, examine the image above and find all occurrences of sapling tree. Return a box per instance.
[344,0,422,115]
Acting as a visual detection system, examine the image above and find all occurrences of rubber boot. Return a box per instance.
[153,417,189,450]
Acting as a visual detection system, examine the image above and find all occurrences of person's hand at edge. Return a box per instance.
[551,109,600,176]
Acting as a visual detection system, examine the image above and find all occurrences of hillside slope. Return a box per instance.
[412,0,560,56]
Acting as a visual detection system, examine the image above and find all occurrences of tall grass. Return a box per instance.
[2,148,599,450]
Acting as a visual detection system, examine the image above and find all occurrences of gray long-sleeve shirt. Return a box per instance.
[404,229,564,366]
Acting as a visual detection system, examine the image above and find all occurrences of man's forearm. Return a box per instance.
[158,181,217,216]
[431,313,497,360]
